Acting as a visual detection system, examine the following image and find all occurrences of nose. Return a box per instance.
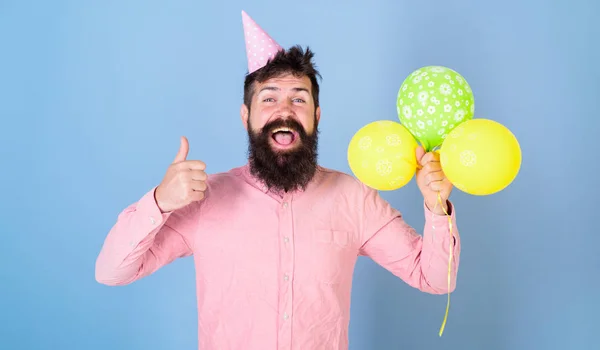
[276,100,295,119]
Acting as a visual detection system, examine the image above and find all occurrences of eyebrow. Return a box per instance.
[258,86,310,94]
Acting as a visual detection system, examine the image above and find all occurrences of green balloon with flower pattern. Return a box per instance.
[396,66,475,151]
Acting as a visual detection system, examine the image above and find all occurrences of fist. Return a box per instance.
[415,146,453,215]
[155,136,207,213]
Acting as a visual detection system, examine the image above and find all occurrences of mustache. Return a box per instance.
[261,118,307,136]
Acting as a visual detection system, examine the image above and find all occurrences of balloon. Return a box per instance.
[347,120,418,191]
[439,118,521,196]
[397,66,475,151]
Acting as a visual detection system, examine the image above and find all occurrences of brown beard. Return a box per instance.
[247,115,319,193]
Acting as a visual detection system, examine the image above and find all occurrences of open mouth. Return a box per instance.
[271,127,299,147]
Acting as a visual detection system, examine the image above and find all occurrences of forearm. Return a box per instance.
[95,188,189,286]
[417,201,460,293]
[359,201,460,294]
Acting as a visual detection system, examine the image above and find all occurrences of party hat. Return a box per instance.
[242,10,283,73]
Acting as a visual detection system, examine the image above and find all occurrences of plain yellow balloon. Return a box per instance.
[439,118,521,195]
[347,120,418,191]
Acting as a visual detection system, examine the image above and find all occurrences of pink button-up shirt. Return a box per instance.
[96,164,460,349]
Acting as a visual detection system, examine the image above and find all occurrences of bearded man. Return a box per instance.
[95,11,461,350]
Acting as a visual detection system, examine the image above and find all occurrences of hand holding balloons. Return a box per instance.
[344,64,523,338]
[415,146,452,214]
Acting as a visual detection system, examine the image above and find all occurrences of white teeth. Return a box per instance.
[272,127,292,133]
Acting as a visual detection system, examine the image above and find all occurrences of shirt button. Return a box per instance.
[149,217,156,225]
[284,237,289,243]
[282,202,288,208]
[283,313,289,320]
[284,274,289,281]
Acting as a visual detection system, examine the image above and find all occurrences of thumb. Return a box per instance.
[415,145,426,167]
[173,136,189,163]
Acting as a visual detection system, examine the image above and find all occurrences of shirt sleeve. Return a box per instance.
[95,187,197,286]
[358,184,460,294]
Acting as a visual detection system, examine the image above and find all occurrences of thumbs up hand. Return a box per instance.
[155,136,208,213]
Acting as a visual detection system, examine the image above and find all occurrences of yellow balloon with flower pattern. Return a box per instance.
[347,120,418,191]
[439,118,521,195]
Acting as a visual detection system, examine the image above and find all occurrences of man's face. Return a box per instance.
[242,73,320,148]
[241,73,321,192]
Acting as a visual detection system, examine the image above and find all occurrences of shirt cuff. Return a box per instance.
[423,200,456,232]
[423,200,458,243]
[129,187,173,245]
[424,199,454,219]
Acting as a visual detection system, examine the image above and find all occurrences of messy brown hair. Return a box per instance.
[243,45,321,110]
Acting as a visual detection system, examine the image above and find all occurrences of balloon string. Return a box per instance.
[432,191,453,337]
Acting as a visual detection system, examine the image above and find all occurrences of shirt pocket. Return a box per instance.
[312,229,356,285]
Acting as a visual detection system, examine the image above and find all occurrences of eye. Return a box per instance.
[293,98,306,103]
[263,98,275,102]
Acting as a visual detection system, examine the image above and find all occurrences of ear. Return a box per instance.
[240,103,249,130]
[315,106,321,123]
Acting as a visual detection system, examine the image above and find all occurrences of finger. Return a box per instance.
[191,180,207,192]
[189,189,206,202]
[421,160,442,175]
[420,152,439,167]
[180,160,206,171]
[425,170,445,186]
[415,145,426,164]
[429,177,451,192]
[173,136,189,163]
[189,169,207,181]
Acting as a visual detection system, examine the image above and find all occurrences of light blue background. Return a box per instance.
[1,1,598,349]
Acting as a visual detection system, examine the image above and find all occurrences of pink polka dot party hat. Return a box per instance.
[241,10,283,73]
